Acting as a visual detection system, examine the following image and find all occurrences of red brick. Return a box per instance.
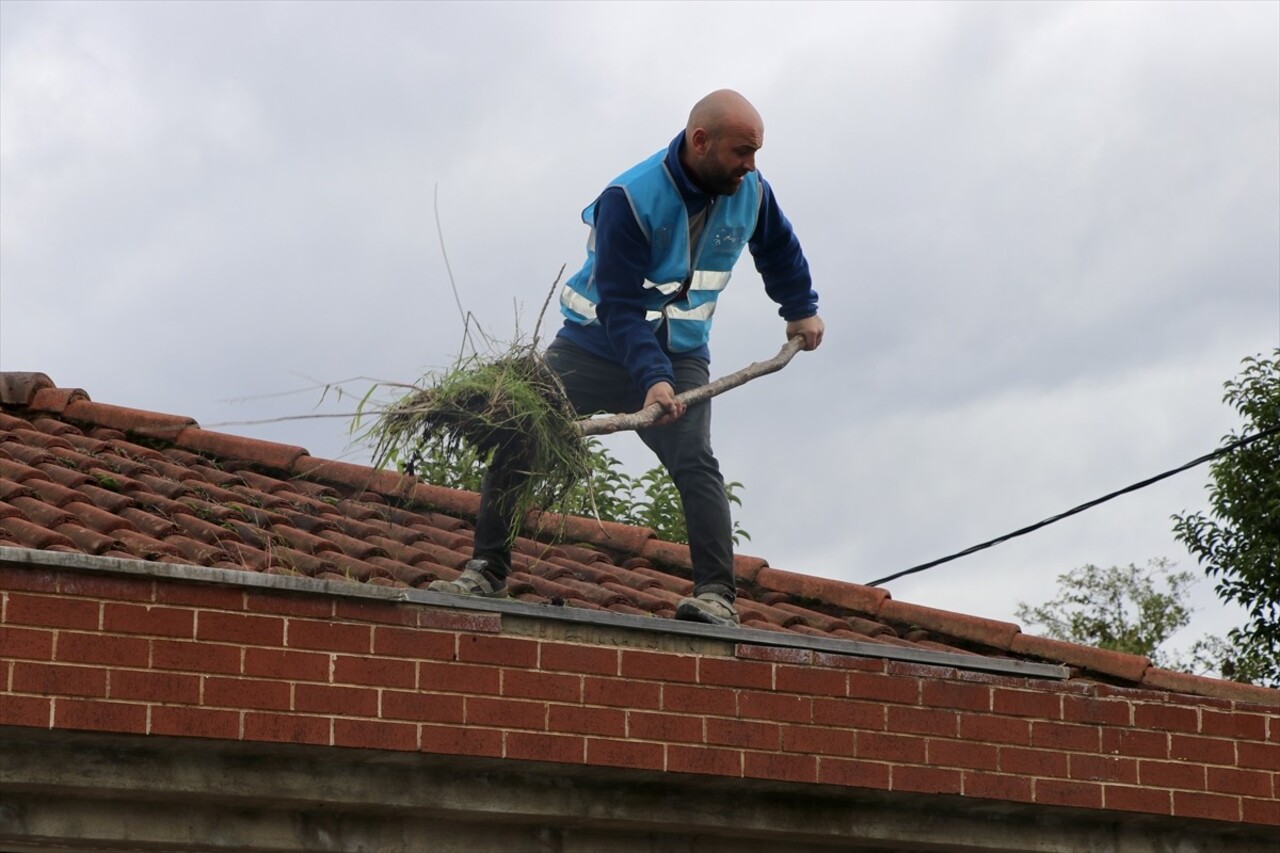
[549,705,625,738]
[204,676,291,711]
[1069,753,1137,784]
[54,698,147,734]
[287,619,370,654]
[812,697,884,730]
[0,626,54,660]
[1063,695,1131,726]
[1031,721,1100,752]
[775,664,846,697]
[707,718,780,750]
[735,644,813,665]
[332,599,418,627]
[419,659,501,696]
[59,573,153,602]
[1101,728,1167,759]
[586,737,664,771]
[1001,746,1069,778]
[738,690,811,724]
[1201,708,1266,740]
[959,712,1029,746]
[150,706,240,740]
[1104,784,1172,816]
[847,671,918,705]
[420,723,502,758]
[699,657,771,690]
[7,593,98,630]
[886,661,959,680]
[1036,778,1102,809]
[198,611,285,646]
[892,765,962,795]
[992,688,1060,719]
[152,639,241,675]
[1170,734,1235,766]
[888,706,958,738]
[245,591,331,618]
[294,683,377,717]
[109,669,199,704]
[1173,790,1240,822]
[374,626,454,661]
[963,771,1034,803]
[466,696,546,730]
[1207,766,1273,798]
[415,609,501,633]
[457,634,537,667]
[334,717,417,751]
[668,744,741,777]
[621,650,696,682]
[1134,702,1198,733]
[1238,741,1280,771]
[542,643,617,676]
[630,711,704,744]
[744,751,817,784]
[783,725,855,757]
[381,690,465,724]
[57,632,148,668]
[243,648,329,682]
[579,675,661,709]
[102,603,194,638]
[155,583,243,611]
[922,680,990,711]
[660,683,732,716]
[505,731,585,764]
[818,757,890,790]
[0,566,59,593]
[0,693,51,727]
[1242,797,1280,826]
[243,711,330,746]
[334,655,416,690]
[1138,759,1205,791]
[502,669,580,703]
[928,739,998,771]
[12,660,106,696]
[813,653,885,673]
[857,731,927,764]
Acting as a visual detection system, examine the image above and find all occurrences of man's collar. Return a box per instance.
[665,130,711,205]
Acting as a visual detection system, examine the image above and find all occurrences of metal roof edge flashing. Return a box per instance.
[0,546,1067,680]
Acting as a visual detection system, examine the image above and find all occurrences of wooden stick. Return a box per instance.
[576,336,806,436]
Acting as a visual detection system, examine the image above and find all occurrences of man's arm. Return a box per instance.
[592,187,678,394]
[749,178,820,328]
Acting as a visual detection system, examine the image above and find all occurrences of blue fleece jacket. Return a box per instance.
[556,131,817,393]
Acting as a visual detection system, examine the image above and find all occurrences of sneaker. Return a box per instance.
[675,592,739,626]
[427,560,509,598]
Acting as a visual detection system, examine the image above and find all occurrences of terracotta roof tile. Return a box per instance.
[1,371,1274,703]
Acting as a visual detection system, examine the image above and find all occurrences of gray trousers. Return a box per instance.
[471,338,736,599]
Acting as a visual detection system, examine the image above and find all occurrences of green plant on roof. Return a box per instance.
[92,471,120,491]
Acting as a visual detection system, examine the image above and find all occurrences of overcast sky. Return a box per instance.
[2,1,1277,660]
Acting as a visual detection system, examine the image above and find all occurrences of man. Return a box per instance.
[430,89,824,627]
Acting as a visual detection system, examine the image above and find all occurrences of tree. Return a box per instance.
[1015,560,1220,672]
[1172,349,1280,687]
[400,433,750,547]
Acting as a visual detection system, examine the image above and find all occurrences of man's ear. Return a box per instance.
[688,127,711,155]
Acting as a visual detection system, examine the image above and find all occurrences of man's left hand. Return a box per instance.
[787,315,825,351]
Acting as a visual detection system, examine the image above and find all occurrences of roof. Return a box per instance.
[0,370,1274,706]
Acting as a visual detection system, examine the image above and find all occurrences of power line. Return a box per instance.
[865,423,1280,588]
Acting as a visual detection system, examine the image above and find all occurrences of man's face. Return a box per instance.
[692,123,762,196]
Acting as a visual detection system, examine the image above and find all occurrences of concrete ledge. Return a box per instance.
[2,727,1272,853]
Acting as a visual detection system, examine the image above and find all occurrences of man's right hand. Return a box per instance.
[644,381,686,426]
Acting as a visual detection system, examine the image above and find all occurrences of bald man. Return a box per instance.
[432,90,824,627]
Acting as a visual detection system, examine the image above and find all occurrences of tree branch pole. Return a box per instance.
[576,336,806,437]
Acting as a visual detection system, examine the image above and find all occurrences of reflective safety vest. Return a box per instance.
[559,148,762,353]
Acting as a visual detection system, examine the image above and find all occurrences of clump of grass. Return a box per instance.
[363,342,592,530]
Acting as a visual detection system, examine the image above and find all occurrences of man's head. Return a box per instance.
[681,89,764,196]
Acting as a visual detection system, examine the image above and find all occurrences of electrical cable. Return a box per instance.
[865,423,1280,588]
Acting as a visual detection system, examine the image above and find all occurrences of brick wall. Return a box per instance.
[1,563,1277,827]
